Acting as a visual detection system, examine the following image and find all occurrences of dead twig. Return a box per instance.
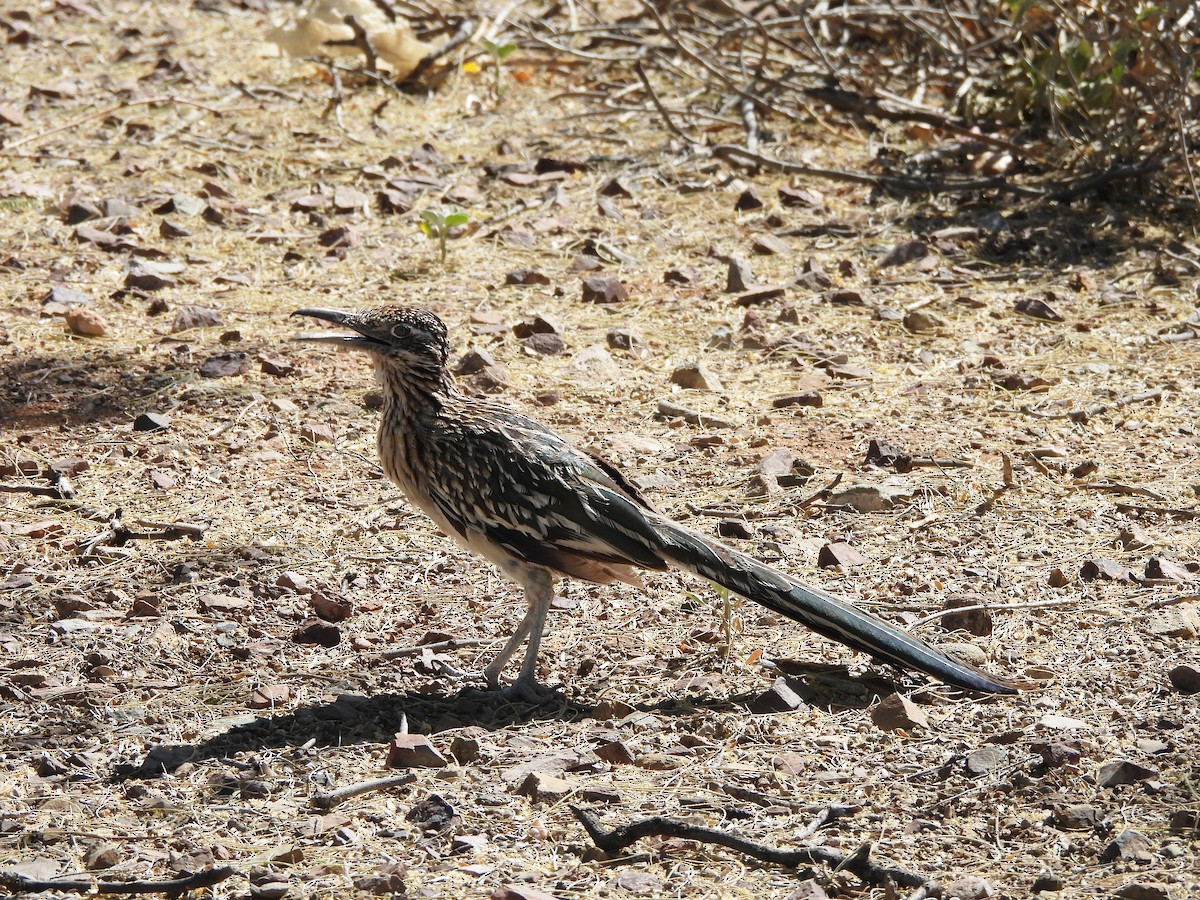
[74,509,209,556]
[1115,503,1200,520]
[311,773,416,810]
[634,61,696,145]
[0,866,236,895]
[373,637,491,660]
[569,805,928,888]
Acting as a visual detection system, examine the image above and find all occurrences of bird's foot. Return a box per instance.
[493,678,562,706]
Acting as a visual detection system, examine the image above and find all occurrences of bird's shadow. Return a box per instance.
[112,665,902,780]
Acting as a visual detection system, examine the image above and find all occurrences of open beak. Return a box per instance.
[292,308,385,350]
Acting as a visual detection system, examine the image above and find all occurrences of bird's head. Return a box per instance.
[292,306,451,385]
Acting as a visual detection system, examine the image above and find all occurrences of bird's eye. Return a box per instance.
[390,324,412,340]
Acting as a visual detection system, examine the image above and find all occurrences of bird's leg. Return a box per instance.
[483,568,557,702]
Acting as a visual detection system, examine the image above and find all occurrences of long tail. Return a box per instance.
[648,514,1017,694]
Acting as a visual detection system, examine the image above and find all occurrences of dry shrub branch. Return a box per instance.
[517,0,1199,203]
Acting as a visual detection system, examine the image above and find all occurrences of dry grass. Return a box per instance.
[2,2,1199,898]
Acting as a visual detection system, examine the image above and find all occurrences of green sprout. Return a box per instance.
[418,207,469,266]
[480,38,517,96]
[712,584,744,660]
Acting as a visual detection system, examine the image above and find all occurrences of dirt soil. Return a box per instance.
[2,3,1200,899]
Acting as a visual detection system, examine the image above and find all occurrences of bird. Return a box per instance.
[293,305,1017,702]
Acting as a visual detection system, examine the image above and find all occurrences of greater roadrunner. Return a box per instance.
[294,305,1016,701]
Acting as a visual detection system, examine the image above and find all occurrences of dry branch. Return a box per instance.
[570,805,928,889]
[0,866,236,895]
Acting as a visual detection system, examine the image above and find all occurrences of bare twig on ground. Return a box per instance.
[0,866,237,895]
[372,637,491,660]
[312,773,416,810]
[570,804,928,888]
[74,510,209,556]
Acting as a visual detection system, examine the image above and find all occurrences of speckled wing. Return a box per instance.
[421,408,669,577]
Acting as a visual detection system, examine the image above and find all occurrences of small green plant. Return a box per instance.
[418,207,469,266]
[712,584,744,660]
[480,38,517,96]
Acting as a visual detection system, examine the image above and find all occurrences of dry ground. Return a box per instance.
[2,2,1199,898]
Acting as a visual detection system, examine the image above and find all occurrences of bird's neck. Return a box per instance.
[377,362,456,424]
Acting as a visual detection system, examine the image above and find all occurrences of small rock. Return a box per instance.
[149,471,175,490]
[451,834,487,855]
[159,193,207,216]
[734,187,763,211]
[310,592,352,622]
[748,677,805,713]
[1098,760,1158,788]
[454,348,502,376]
[1149,606,1200,638]
[1117,524,1155,550]
[1031,740,1082,768]
[1114,882,1170,900]
[939,596,993,636]
[124,263,176,292]
[505,268,551,286]
[512,315,561,338]
[771,751,807,776]
[634,753,687,771]
[726,257,753,292]
[300,422,335,444]
[663,266,700,285]
[670,362,722,391]
[581,276,627,304]
[1031,874,1065,892]
[1080,558,1134,581]
[516,772,576,802]
[752,233,789,255]
[84,842,121,870]
[965,746,1008,776]
[277,571,310,593]
[133,412,170,432]
[64,308,107,336]
[260,357,297,377]
[779,185,822,207]
[492,886,562,900]
[248,685,292,710]
[353,864,406,896]
[772,390,822,409]
[449,735,480,764]
[387,734,447,768]
[171,305,223,332]
[594,741,635,765]
[870,693,928,731]
[827,480,914,512]
[1014,295,1064,322]
[717,519,752,539]
[613,871,663,895]
[817,541,867,568]
[944,875,995,900]
[318,224,359,248]
[1168,663,1200,693]
[1100,829,1153,863]
[606,328,648,357]
[735,284,787,307]
[903,310,944,333]
[407,794,455,832]
[523,333,565,355]
[784,881,829,900]
[199,352,251,379]
[292,619,340,647]
[332,185,369,212]
[1145,556,1193,582]
[199,594,251,615]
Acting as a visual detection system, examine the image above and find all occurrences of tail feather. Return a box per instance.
[649,514,1017,695]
